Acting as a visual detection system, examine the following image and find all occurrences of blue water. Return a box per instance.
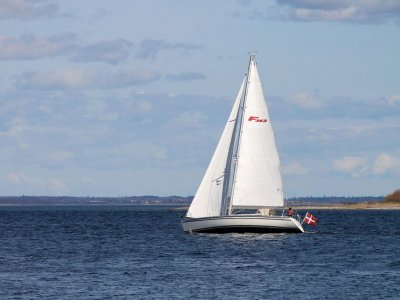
[0,206,399,299]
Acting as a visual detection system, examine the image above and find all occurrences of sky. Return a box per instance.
[0,0,399,197]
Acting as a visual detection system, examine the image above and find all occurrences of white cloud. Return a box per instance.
[49,151,74,161]
[283,162,308,176]
[166,72,206,81]
[275,0,400,24]
[48,178,66,191]
[153,148,167,160]
[2,83,399,196]
[387,95,400,106]
[0,34,133,64]
[137,101,153,112]
[81,177,96,185]
[287,92,322,110]
[15,68,161,90]
[168,111,208,128]
[333,156,368,176]
[0,0,59,20]
[0,33,77,60]
[89,142,170,168]
[0,34,203,64]
[333,153,400,177]
[372,153,400,175]
[4,171,38,186]
[135,39,202,60]
[0,116,33,138]
[4,172,23,184]
[2,171,66,194]
[72,39,133,65]
[84,98,120,121]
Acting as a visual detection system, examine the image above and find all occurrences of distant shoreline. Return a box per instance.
[171,202,400,211]
[293,202,400,210]
[1,202,399,210]
[0,195,385,206]
[1,195,398,210]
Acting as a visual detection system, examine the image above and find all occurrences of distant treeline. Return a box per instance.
[0,195,384,205]
[0,195,193,205]
[287,196,384,206]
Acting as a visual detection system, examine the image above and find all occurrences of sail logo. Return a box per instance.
[248,116,267,123]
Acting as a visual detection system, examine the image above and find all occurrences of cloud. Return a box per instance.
[72,39,133,65]
[0,116,34,138]
[275,0,400,24]
[332,155,370,178]
[167,111,208,129]
[387,95,400,106]
[0,92,209,196]
[3,171,66,193]
[14,68,161,90]
[270,93,400,122]
[333,153,400,177]
[283,162,308,176]
[48,178,66,191]
[333,156,368,175]
[286,92,323,110]
[4,172,24,184]
[0,0,59,20]
[137,101,153,112]
[2,82,398,196]
[0,34,134,63]
[0,34,201,63]
[49,151,74,161]
[166,72,206,81]
[372,153,400,175]
[135,39,202,60]
[0,33,77,60]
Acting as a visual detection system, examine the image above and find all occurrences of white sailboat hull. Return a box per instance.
[182,215,304,233]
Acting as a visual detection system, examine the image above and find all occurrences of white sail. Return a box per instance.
[186,79,246,218]
[231,57,284,208]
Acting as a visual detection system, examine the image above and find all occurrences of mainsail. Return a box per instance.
[186,55,283,219]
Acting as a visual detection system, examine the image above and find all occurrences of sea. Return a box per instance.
[0,205,399,300]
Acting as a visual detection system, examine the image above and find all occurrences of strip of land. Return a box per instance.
[0,196,398,209]
[293,202,400,210]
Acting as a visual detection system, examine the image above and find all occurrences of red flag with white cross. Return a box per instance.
[303,212,318,227]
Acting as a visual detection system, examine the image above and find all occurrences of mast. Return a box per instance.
[220,54,255,215]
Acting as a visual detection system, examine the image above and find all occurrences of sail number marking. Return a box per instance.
[248,116,267,122]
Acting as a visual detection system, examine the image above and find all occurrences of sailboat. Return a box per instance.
[181,54,304,233]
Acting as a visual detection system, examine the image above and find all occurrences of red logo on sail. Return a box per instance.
[248,116,267,122]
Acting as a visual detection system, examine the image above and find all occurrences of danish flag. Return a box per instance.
[303,212,318,227]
